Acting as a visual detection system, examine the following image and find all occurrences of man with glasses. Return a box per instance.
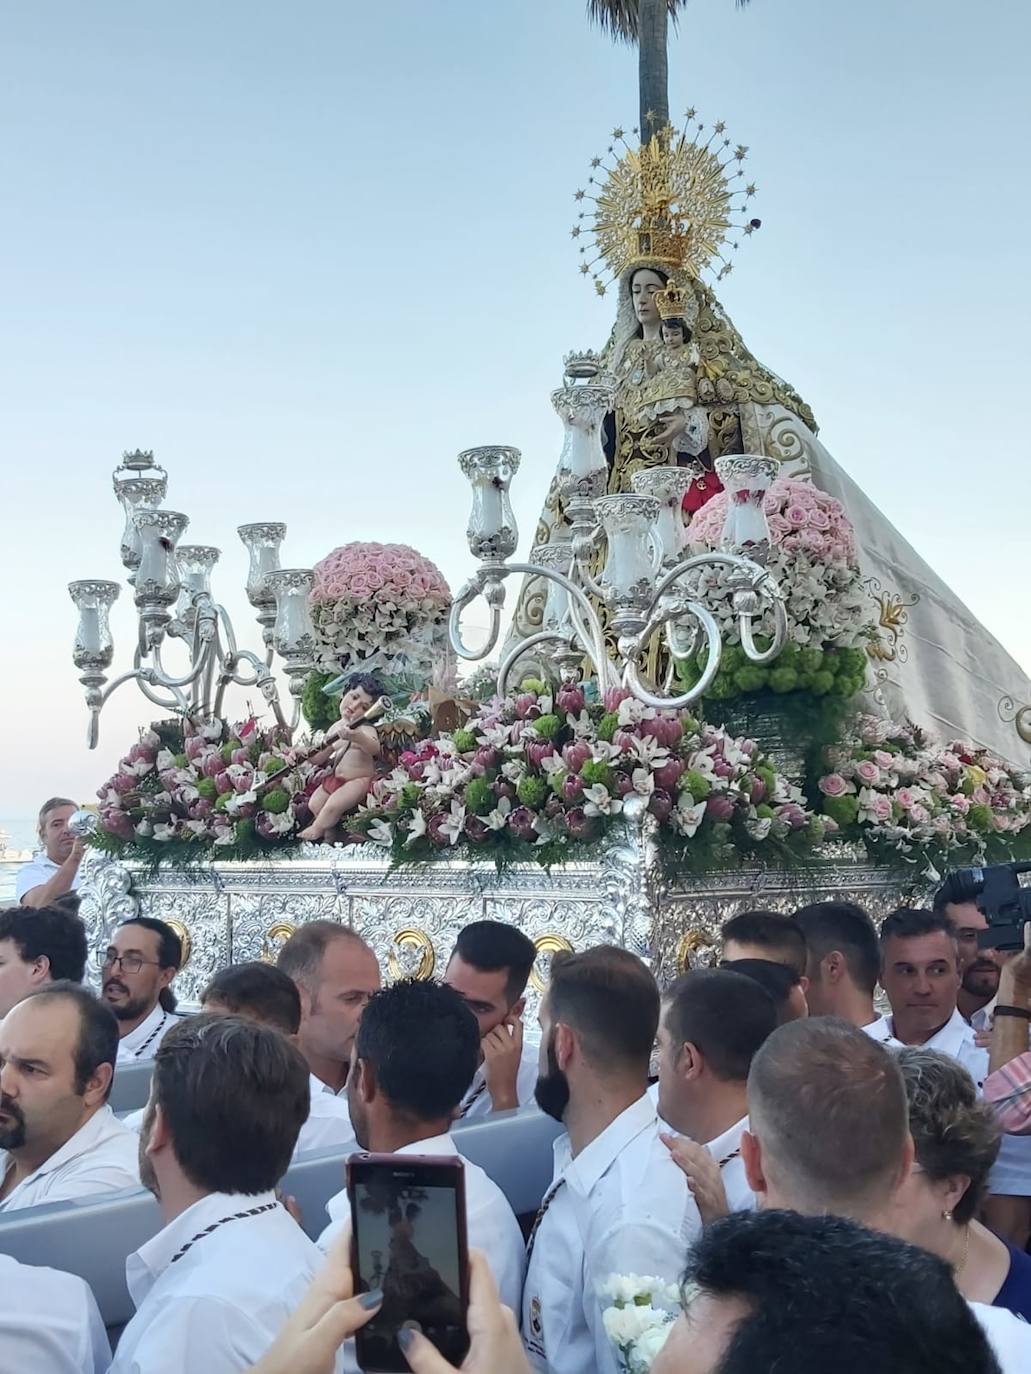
[100,918,183,1062]
[0,983,139,1210]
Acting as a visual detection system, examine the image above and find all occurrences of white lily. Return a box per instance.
[484,796,513,831]
[403,810,428,847]
[584,784,622,818]
[439,800,466,846]
[367,818,394,848]
[152,823,176,841]
[673,800,707,837]
[631,767,655,797]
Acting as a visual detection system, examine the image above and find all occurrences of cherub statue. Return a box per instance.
[297,673,385,842]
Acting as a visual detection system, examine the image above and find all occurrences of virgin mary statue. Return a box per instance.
[510,125,1031,765]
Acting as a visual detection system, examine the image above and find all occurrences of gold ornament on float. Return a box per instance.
[529,933,575,994]
[571,113,761,293]
[387,928,435,982]
[676,929,709,973]
[164,918,192,969]
[261,921,296,965]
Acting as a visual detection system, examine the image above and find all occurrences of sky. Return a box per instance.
[1,0,1029,815]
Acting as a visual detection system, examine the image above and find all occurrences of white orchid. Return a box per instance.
[484,796,513,831]
[438,800,466,846]
[151,823,176,842]
[156,748,176,771]
[261,809,295,837]
[616,697,652,728]
[366,818,394,847]
[584,784,622,818]
[673,799,707,837]
[631,768,655,797]
[403,810,427,848]
[540,753,567,777]
[745,816,773,841]
[627,735,669,767]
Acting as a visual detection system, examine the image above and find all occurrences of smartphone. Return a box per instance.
[347,1151,470,1373]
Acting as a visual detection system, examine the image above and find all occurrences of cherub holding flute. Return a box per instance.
[297,673,386,842]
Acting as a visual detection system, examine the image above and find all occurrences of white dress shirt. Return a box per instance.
[116,1004,179,1063]
[15,853,81,903]
[647,1084,754,1213]
[971,1301,1031,1372]
[299,1075,358,1156]
[456,1035,540,1121]
[110,1189,337,1374]
[0,1104,140,1211]
[522,1093,700,1374]
[318,1130,525,1314]
[0,1253,110,1374]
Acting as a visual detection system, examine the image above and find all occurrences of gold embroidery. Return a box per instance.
[863,578,919,665]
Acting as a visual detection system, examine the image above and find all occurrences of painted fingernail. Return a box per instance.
[359,1288,383,1309]
[397,1327,415,1350]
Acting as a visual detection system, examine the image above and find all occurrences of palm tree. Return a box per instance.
[586,0,750,142]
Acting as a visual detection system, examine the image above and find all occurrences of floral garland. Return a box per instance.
[817,717,1031,865]
[92,717,316,863]
[310,542,451,675]
[349,683,823,869]
[680,476,875,703]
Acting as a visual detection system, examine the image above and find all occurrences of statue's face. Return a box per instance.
[662,321,685,347]
[631,269,666,326]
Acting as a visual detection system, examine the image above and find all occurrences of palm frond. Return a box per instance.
[585,0,685,44]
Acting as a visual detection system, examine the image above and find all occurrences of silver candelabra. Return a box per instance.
[448,354,787,707]
[69,450,318,747]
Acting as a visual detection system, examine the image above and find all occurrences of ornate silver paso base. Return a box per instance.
[78,816,915,1012]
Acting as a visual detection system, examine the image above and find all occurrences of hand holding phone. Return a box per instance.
[348,1152,470,1373]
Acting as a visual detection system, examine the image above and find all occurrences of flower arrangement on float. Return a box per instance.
[817,717,1031,864]
[310,542,451,671]
[347,680,823,869]
[679,476,874,704]
[600,1274,684,1373]
[91,717,315,863]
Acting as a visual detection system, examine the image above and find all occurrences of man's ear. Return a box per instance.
[554,1022,576,1072]
[741,1128,767,1201]
[679,1041,703,1083]
[510,996,526,1020]
[83,1060,114,1110]
[158,965,177,994]
[30,955,51,989]
[354,1056,376,1106]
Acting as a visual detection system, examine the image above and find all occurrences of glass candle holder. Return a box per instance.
[69,579,120,672]
[458,447,520,562]
[132,509,189,610]
[631,467,695,567]
[715,456,778,561]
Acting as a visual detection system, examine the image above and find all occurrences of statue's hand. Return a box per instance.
[649,414,689,447]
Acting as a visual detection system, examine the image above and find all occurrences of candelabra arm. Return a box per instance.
[739,584,788,665]
[448,574,504,661]
[497,630,577,698]
[620,600,723,710]
[572,538,606,602]
[150,636,212,692]
[508,561,614,692]
[653,550,771,602]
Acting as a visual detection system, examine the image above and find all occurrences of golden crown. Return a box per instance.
[656,279,689,320]
[570,110,761,295]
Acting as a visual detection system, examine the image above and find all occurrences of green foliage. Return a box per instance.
[302,671,339,733]
[464,776,495,815]
[681,770,711,800]
[531,713,561,741]
[597,712,620,742]
[452,728,479,754]
[262,789,290,815]
[516,776,550,809]
[580,760,614,789]
[195,777,218,801]
[823,794,860,828]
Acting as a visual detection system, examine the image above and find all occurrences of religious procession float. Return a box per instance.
[70,7,1031,1008]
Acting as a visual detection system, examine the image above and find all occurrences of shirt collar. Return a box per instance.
[891,1006,972,1055]
[562,1093,657,1196]
[120,1002,167,1055]
[394,1132,457,1157]
[706,1114,748,1164]
[3,1105,123,1185]
[127,1188,279,1304]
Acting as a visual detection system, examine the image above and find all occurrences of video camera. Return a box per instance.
[958,861,1031,952]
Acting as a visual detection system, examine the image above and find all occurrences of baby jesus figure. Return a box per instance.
[297,673,385,842]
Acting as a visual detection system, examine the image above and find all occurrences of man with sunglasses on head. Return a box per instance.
[100,918,184,1062]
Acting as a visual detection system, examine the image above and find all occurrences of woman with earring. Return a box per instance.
[895,1048,1031,1320]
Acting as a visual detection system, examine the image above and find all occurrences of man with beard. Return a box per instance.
[317,979,524,1314]
[0,983,139,1209]
[522,946,699,1374]
[111,1013,336,1374]
[934,872,1004,1027]
[16,797,84,909]
[100,917,183,1061]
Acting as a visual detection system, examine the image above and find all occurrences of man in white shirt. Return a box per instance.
[444,920,539,1120]
[16,797,84,908]
[737,1017,1031,1373]
[0,982,139,1209]
[0,903,88,1017]
[653,1209,1006,1374]
[111,1011,336,1374]
[203,961,356,1156]
[523,945,699,1374]
[0,1253,111,1374]
[278,922,381,1096]
[654,968,776,1214]
[317,978,524,1313]
[100,917,183,1062]
[794,900,885,1032]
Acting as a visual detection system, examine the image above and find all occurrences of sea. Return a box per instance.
[0,818,36,905]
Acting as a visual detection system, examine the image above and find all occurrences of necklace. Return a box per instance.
[169,1200,279,1265]
[951,1225,971,1281]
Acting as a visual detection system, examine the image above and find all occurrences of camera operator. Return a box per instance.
[984,923,1031,1137]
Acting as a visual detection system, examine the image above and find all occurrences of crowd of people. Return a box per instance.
[2,796,1031,1371]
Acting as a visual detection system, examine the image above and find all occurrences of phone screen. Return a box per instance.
[349,1154,470,1373]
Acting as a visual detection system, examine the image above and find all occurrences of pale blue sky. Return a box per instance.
[1,0,1029,810]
